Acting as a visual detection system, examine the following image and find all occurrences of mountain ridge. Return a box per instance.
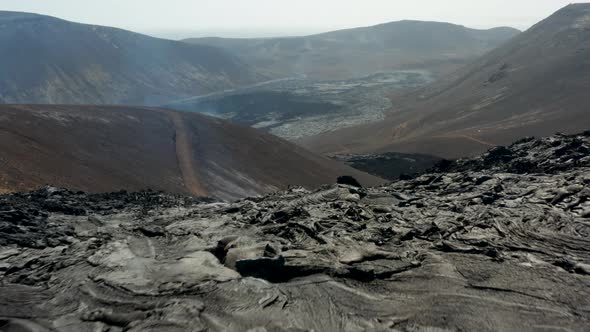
[185,20,520,80]
[0,11,264,105]
[301,3,590,158]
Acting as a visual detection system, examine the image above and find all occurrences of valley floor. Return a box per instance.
[167,71,432,141]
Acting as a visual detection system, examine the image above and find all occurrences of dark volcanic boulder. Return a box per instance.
[337,175,363,188]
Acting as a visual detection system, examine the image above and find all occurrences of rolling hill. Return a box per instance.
[0,105,383,200]
[184,21,519,80]
[301,4,590,158]
[0,11,263,105]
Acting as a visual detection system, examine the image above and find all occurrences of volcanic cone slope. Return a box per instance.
[0,105,382,201]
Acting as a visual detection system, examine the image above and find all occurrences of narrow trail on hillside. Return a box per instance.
[435,134,496,147]
[166,111,207,197]
[456,134,496,147]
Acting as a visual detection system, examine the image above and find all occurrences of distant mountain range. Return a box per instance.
[185,21,520,80]
[302,4,590,158]
[0,11,263,105]
[0,12,519,105]
[0,105,382,200]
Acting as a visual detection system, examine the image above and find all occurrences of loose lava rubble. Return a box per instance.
[1,132,590,331]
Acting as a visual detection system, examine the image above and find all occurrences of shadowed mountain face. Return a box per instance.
[185,21,519,80]
[0,105,383,201]
[0,11,264,105]
[301,4,590,158]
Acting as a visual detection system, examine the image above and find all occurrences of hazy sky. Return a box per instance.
[0,0,582,38]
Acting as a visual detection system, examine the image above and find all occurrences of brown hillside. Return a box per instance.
[0,105,382,200]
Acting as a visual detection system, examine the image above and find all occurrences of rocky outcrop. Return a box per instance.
[1,132,589,331]
[434,131,590,174]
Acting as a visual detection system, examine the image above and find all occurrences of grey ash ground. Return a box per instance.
[1,132,590,331]
[166,71,431,141]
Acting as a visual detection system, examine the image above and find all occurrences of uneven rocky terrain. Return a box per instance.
[1,132,589,331]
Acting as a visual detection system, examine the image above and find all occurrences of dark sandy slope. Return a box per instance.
[0,105,382,200]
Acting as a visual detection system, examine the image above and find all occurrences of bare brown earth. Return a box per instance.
[301,4,590,159]
[165,110,207,197]
[0,105,383,200]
